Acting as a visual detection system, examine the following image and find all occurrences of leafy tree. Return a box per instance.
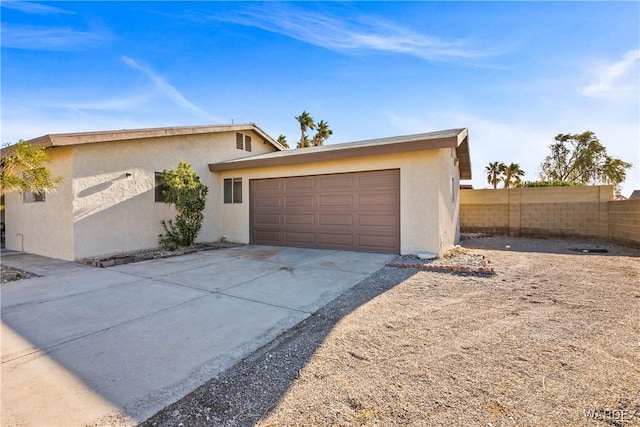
[1,140,62,199]
[158,161,208,249]
[277,134,289,149]
[503,163,525,188]
[312,120,333,146]
[485,161,506,189]
[295,111,315,148]
[540,132,631,191]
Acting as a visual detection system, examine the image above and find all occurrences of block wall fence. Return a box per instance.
[460,186,640,248]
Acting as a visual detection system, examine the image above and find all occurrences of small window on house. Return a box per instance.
[155,172,169,203]
[245,135,252,152]
[224,178,242,203]
[236,133,244,150]
[22,170,46,203]
[23,191,45,203]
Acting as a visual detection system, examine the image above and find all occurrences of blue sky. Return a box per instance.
[2,1,639,195]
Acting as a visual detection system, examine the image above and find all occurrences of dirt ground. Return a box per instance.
[144,237,640,427]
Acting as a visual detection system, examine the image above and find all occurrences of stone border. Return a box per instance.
[386,261,495,276]
[76,242,243,268]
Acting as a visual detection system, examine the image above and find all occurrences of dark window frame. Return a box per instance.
[155,172,169,203]
[224,177,242,204]
[236,133,244,150]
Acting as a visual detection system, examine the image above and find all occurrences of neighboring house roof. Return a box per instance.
[209,128,472,180]
[1,123,285,154]
[629,190,640,200]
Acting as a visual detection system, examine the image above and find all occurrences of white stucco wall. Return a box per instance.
[4,147,74,260]
[437,147,461,254]
[216,149,451,255]
[71,131,276,259]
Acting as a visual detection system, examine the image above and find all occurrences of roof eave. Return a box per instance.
[209,133,465,172]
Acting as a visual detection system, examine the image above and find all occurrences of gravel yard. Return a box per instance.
[143,237,640,427]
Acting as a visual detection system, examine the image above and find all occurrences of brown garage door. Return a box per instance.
[250,169,400,253]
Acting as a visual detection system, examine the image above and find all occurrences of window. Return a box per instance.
[224,178,242,203]
[22,170,46,203]
[236,133,252,152]
[23,191,45,203]
[155,172,169,203]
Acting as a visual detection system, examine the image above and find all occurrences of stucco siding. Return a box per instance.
[70,131,276,259]
[217,149,449,255]
[437,148,461,254]
[4,147,74,260]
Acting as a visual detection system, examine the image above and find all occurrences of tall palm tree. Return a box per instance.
[294,111,315,148]
[312,120,332,146]
[277,134,289,149]
[486,161,506,189]
[503,163,525,188]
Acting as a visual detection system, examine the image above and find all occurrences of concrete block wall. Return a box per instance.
[608,199,640,248]
[460,186,615,239]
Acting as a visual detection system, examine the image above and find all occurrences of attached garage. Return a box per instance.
[210,128,472,256]
[250,170,400,253]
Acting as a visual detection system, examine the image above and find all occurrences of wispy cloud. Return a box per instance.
[121,56,222,122]
[578,49,640,99]
[1,1,73,15]
[213,5,505,62]
[1,24,109,50]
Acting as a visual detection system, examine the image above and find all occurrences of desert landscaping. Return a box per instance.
[143,236,640,426]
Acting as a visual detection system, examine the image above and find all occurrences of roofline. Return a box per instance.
[209,128,472,180]
[2,123,285,154]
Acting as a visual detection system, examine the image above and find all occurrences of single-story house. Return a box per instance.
[2,124,471,261]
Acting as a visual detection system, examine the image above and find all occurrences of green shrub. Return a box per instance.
[158,161,208,249]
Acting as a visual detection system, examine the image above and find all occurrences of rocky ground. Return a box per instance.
[143,236,640,427]
[0,264,37,284]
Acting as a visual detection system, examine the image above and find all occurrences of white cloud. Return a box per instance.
[578,49,640,99]
[1,24,109,50]
[1,1,73,15]
[213,5,505,62]
[121,56,223,123]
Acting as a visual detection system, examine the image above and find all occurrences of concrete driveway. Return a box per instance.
[1,245,392,426]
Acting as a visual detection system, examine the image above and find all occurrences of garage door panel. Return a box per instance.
[284,231,315,244]
[284,214,315,225]
[285,196,315,207]
[253,179,283,191]
[358,193,398,207]
[358,235,398,249]
[251,170,399,253]
[318,174,354,189]
[254,197,282,208]
[358,171,399,187]
[254,214,281,225]
[319,194,354,208]
[285,176,314,190]
[358,214,397,227]
[319,233,354,246]
[319,214,353,226]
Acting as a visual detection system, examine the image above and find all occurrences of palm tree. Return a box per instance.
[294,111,315,148]
[296,135,312,148]
[503,163,525,188]
[312,120,332,146]
[486,161,506,189]
[277,134,289,149]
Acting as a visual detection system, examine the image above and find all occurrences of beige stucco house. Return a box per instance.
[2,124,471,261]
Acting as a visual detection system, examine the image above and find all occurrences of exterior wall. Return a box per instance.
[216,149,451,256]
[437,147,461,253]
[608,199,640,248]
[71,131,276,259]
[460,186,615,239]
[4,147,75,260]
